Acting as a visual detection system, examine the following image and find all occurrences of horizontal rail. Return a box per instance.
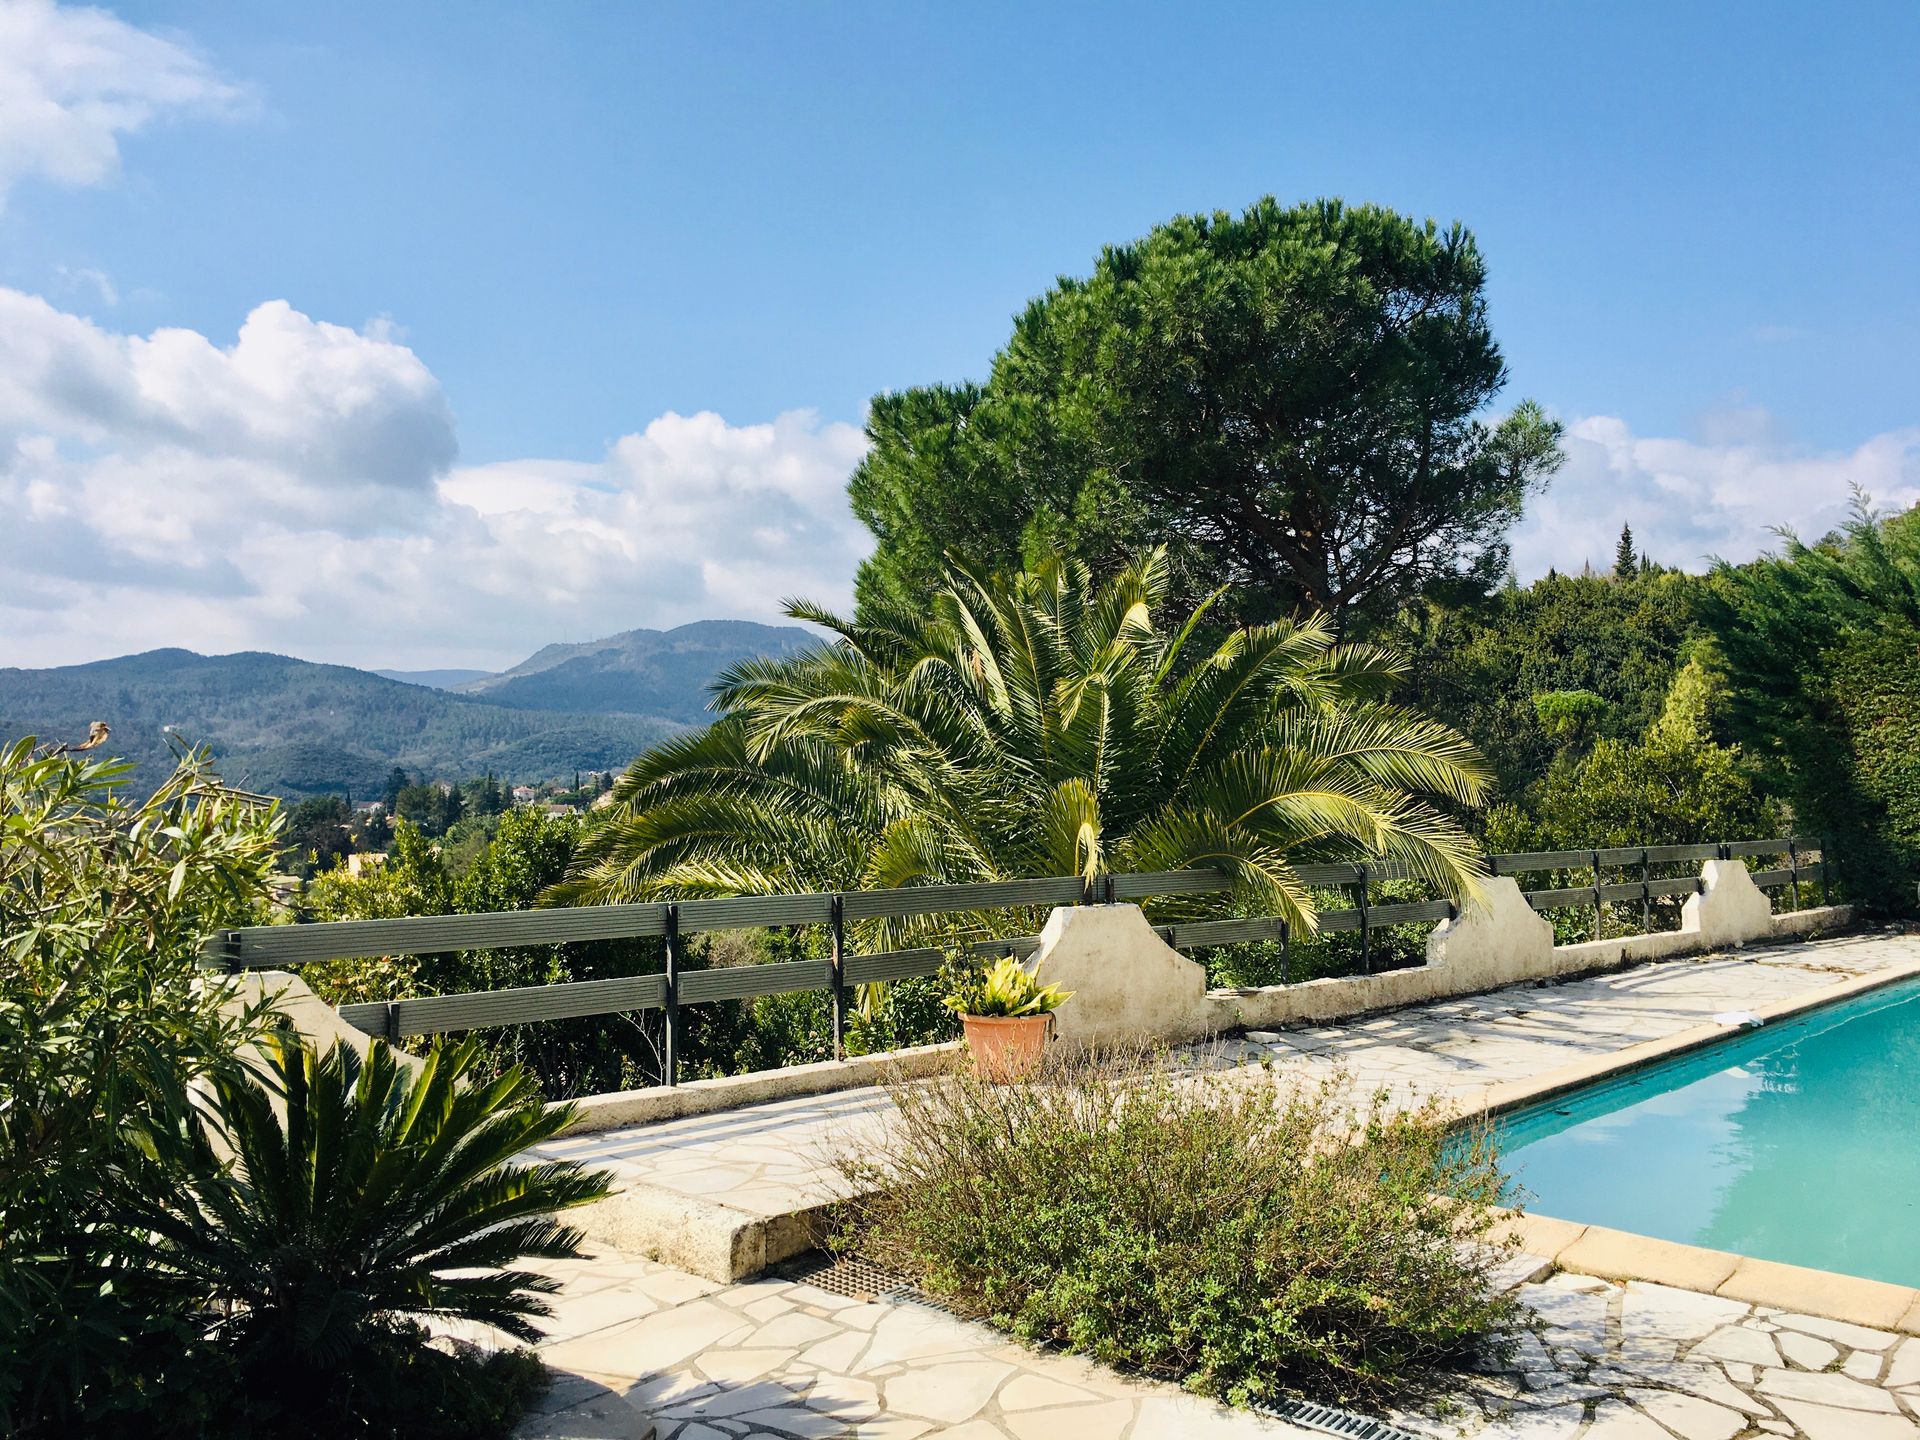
[972,935,1044,961]
[1358,898,1456,927]
[207,903,672,967]
[679,958,832,1005]
[844,946,944,986]
[1160,915,1287,949]
[343,972,671,1039]
[1750,863,1824,888]
[1493,844,1724,872]
[839,874,1085,921]
[1108,868,1229,901]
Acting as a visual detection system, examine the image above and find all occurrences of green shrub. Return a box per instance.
[838,1048,1518,1407]
[0,736,283,1435]
[126,1032,608,1395]
[0,734,605,1438]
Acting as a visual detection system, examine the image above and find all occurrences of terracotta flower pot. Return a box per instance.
[960,1012,1053,1082]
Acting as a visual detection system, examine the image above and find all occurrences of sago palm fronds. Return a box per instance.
[558,548,1489,937]
[125,1030,608,1363]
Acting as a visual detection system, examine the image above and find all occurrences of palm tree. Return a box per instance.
[559,550,1488,937]
[126,1031,608,1365]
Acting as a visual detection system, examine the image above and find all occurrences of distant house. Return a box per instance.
[346,852,388,878]
[511,784,537,803]
[352,799,385,815]
[541,802,575,817]
[590,790,617,811]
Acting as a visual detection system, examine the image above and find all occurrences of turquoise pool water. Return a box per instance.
[1496,974,1920,1287]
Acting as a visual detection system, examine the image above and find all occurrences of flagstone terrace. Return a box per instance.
[199,837,1909,1439]
[510,930,1920,1440]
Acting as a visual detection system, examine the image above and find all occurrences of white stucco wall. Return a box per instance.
[1026,859,1854,1042]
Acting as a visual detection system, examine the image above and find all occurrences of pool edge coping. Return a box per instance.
[1480,949,1920,1337]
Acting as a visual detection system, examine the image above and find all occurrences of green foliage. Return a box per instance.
[941,955,1072,1018]
[1708,498,1920,909]
[0,739,586,1438]
[396,779,467,835]
[0,737,282,1435]
[565,548,1491,948]
[180,1319,552,1440]
[303,811,885,1090]
[849,196,1563,633]
[304,810,675,1095]
[1397,568,1709,803]
[839,1048,1518,1407]
[1530,689,1608,746]
[281,793,356,876]
[128,1033,607,1366]
[1490,734,1778,854]
[1613,523,1637,580]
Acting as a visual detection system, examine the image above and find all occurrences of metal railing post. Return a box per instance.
[663,902,681,1087]
[1787,839,1800,911]
[1820,835,1831,906]
[1639,848,1651,933]
[1591,849,1603,942]
[1279,918,1291,985]
[1356,864,1371,975]
[829,894,847,1062]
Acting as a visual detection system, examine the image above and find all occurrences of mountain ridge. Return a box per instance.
[453,619,817,723]
[0,620,817,797]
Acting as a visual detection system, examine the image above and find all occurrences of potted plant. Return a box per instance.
[942,955,1073,1082]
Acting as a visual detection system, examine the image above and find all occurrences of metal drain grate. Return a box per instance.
[1251,1397,1423,1440]
[781,1250,921,1303]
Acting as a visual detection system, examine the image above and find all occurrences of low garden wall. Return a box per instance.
[1048,857,1850,1046]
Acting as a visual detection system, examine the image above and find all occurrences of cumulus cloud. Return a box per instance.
[6,284,1915,673]
[0,0,242,210]
[0,288,872,669]
[1510,413,1920,579]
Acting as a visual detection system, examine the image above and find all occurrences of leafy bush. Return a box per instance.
[838,1047,1518,1407]
[0,736,282,1434]
[0,737,598,1439]
[1708,496,1920,912]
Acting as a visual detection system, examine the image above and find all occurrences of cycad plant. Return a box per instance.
[560,549,1488,938]
[128,1030,608,1371]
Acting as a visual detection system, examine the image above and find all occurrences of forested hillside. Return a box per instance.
[456,620,817,722]
[0,649,681,797]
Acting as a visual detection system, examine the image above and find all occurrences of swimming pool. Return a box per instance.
[1496,973,1920,1287]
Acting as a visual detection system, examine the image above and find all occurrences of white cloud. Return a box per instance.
[0,0,242,210]
[6,284,1914,673]
[0,288,873,670]
[1510,412,1920,579]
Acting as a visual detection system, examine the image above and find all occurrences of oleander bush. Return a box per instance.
[838,1046,1519,1407]
[0,737,602,1440]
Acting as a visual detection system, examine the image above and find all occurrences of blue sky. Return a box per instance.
[1,0,1916,668]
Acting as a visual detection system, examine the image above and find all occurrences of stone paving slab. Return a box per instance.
[533,932,1920,1281]
[514,1242,1920,1438]
[516,1242,1318,1439]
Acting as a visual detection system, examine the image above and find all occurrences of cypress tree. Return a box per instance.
[1614,523,1637,580]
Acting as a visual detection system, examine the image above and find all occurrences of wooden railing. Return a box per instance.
[201,837,1829,1085]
